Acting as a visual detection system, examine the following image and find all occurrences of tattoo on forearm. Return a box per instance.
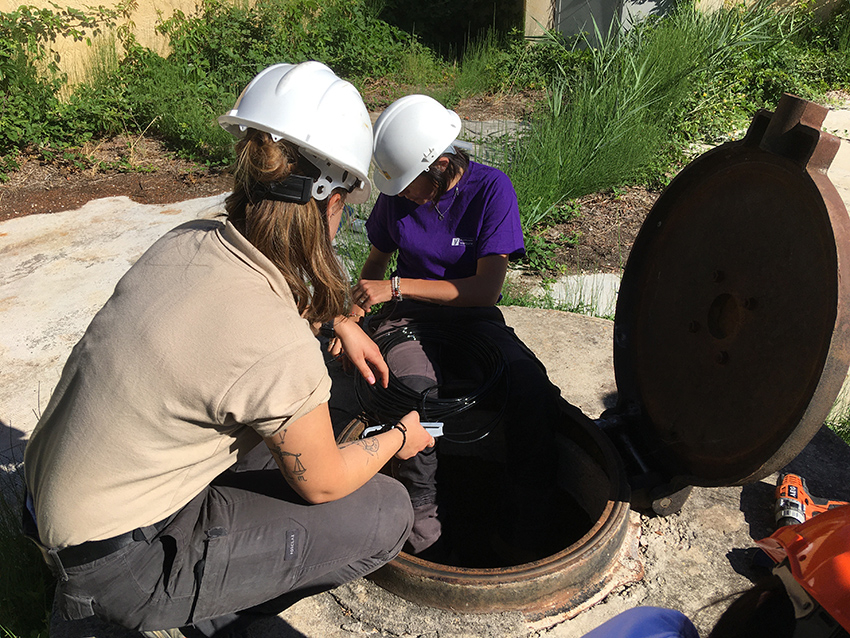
[270,443,307,482]
[339,438,380,457]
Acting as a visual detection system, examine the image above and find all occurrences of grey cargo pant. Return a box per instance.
[50,450,412,635]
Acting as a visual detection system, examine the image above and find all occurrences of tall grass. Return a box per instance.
[501,1,796,231]
[454,31,509,97]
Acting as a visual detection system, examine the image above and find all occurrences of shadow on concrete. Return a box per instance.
[1,418,28,464]
[738,480,776,543]
[600,391,619,412]
[0,418,28,502]
[738,425,850,543]
[780,426,850,502]
[53,610,309,638]
[725,425,850,584]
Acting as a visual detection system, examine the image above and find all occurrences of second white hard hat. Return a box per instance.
[372,94,463,196]
[218,61,373,204]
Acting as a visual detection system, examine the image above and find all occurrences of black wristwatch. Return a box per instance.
[319,321,335,339]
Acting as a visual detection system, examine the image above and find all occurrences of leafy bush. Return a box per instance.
[1,0,849,186]
[0,3,131,178]
[0,0,434,173]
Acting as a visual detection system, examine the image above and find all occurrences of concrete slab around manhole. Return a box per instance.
[0,194,227,467]
[511,272,622,319]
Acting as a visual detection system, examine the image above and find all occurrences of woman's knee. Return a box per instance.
[368,474,414,557]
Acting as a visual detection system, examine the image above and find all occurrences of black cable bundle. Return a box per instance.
[354,323,509,443]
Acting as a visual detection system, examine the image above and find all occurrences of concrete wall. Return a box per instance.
[0,0,197,84]
[525,0,844,41]
[525,0,555,36]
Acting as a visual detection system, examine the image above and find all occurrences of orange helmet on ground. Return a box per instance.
[757,503,850,634]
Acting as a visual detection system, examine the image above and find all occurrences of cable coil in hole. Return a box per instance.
[355,324,509,443]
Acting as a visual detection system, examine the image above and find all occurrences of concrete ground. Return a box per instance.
[3,105,850,637]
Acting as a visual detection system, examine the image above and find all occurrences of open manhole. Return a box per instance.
[336,94,850,619]
[338,398,635,618]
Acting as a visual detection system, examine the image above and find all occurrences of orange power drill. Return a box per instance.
[775,473,849,528]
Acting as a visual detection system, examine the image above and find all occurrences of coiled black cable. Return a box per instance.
[354,323,509,443]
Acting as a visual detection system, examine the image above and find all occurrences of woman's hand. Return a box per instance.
[352,279,393,313]
[395,410,437,460]
[333,316,389,387]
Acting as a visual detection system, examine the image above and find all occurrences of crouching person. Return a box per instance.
[22,62,434,637]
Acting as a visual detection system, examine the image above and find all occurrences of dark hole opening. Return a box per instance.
[431,451,595,568]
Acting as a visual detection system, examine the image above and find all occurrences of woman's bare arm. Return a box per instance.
[264,404,434,504]
[353,252,508,311]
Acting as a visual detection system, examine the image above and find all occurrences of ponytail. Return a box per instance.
[225,130,349,324]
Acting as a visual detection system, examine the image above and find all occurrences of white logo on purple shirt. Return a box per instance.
[451,237,474,247]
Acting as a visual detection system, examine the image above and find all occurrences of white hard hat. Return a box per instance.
[218,61,373,204]
[372,94,463,196]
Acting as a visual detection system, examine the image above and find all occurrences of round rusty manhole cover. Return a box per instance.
[614,94,850,487]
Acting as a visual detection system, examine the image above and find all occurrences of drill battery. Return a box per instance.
[775,473,849,528]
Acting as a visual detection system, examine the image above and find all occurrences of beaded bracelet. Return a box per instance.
[391,275,403,301]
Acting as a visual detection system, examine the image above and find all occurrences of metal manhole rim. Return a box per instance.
[389,496,631,583]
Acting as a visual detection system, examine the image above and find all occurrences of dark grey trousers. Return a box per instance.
[50,451,412,636]
[371,302,563,550]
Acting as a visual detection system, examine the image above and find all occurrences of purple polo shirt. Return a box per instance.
[365,162,525,280]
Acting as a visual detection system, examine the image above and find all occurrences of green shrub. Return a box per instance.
[0,3,130,178]
[1,0,849,185]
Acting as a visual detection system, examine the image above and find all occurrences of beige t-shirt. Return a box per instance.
[25,220,331,548]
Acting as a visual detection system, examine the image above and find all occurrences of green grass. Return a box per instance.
[0,468,53,638]
[2,0,848,192]
[499,1,801,237]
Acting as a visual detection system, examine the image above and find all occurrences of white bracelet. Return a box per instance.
[391,275,402,301]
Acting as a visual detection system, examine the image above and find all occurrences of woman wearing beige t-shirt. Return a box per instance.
[25,62,433,637]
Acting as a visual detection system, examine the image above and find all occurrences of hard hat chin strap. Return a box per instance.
[252,149,363,205]
[252,174,314,205]
[301,149,361,201]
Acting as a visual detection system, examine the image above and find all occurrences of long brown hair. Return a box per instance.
[224,129,349,324]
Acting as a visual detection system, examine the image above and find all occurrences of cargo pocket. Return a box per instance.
[59,548,150,627]
[189,520,306,622]
[189,526,230,621]
[56,590,94,620]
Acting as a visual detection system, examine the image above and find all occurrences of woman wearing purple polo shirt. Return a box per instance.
[349,94,565,563]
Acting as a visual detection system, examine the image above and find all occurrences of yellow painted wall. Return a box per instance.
[525,0,555,36]
[0,0,200,84]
